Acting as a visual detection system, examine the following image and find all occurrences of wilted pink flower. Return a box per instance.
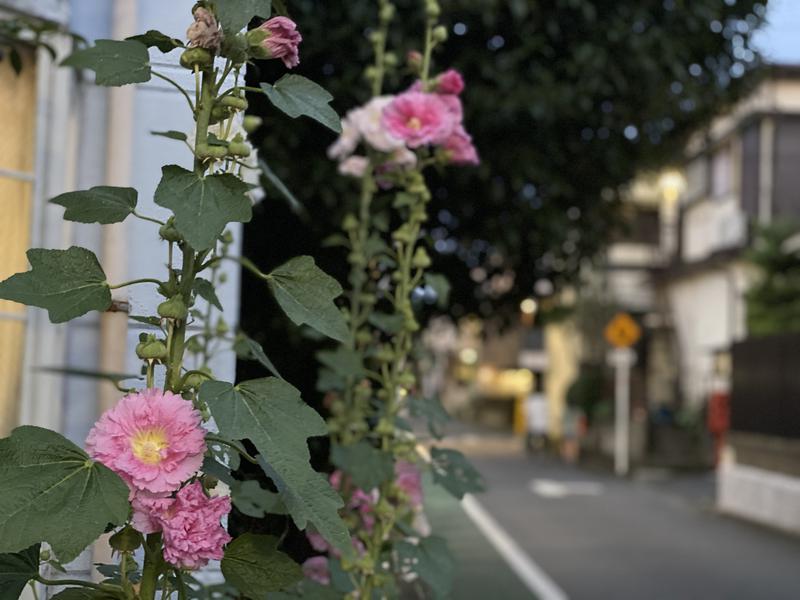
[160,482,232,569]
[302,556,330,585]
[338,155,370,178]
[382,92,455,148]
[259,16,302,68]
[85,388,206,494]
[436,69,465,95]
[186,7,221,50]
[395,460,424,509]
[443,125,479,165]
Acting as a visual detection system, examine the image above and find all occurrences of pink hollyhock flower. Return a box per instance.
[259,16,302,68]
[352,97,405,153]
[338,155,369,178]
[160,482,232,570]
[395,460,424,509]
[85,388,206,494]
[302,556,330,585]
[435,69,465,95]
[443,125,479,165]
[307,531,330,553]
[327,114,361,160]
[130,490,172,534]
[382,91,456,148]
[186,7,221,50]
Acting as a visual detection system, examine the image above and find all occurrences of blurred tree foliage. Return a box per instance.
[746,222,800,336]
[245,0,767,324]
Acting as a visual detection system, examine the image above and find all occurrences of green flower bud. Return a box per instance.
[242,115,263,133]
[220,95,248,110]
[380,3,396,22]
[412,247,432,269]
[184,367,211,390]
[159,218,183,243]
[218,272,228,284]
[375,345,394,362]
[342,214,359,231]
[369,30,384,45]
[364,66,379,81]
[109,526,143,553]
[376,418,394,435]
[196,143,228,160]
[216,317,229,335]
[360,293,377,306]
[356,330,372,345]
[407,50,423,72]
[384,52,398,67]
[228,141,251,157]
[157,295,189,320]
[135,336,168,360]
[221,230,234,244]
[348,251,366,267]
[432,25,448,43]
[179,47,214,70]
[392,224,414,243]
[425,1,441,19]
[209,105,233,124]
[398,370,416,387]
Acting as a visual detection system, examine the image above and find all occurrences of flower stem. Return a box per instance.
[109,278,162,290]
[139,533,163,600]
[152,70,195,112]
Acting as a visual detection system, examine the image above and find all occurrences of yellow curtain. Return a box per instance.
[0,49,36,436]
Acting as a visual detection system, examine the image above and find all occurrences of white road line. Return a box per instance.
[461,494,569,600]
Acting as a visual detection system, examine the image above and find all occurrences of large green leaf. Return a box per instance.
[0,247,111,323]
[200,379,351,554]
[193,278,223,311]
[429,448,485,500]
[61,39,150,86]
[396,536,455,599]
[316,346,364,379]
[221,533,300,596]
[0,427,129,562]
[408,396,451,439]
[330,441,393,491]
[260,76,341,133]
[50,186,137,224]
[230,480,286,518]
[216,0,273,33]
[126,30,183,53]
[154,165,252,250]
[233,334,282,379]
[266,256,349,342]
[0,543,39,600]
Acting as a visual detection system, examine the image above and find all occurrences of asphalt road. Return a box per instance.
[462,453,800,600]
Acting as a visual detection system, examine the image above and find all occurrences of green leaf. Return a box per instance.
[408,396,450,439]
[330,441,393,491]
[50,186,137,224]
[231,480,286,518]
[35,366,141,385]
[216,0,273,33]
[61,39,150,86]
[396,536,455,599]
[260,76,342,133]
[221,533,300,597]
[430,448,485,500]
[200,379,351,555]
[267,256,349,342]
[0,426,129,562]
[127,30,183,53]
[151,130,188,141]
[367,311,405,334]
[258,158,307,219]
[50,589,122,600]
[270,580,344,600]
[316,346,364,378]
[233,334,282,379]
[425,273,451,308]
[193,278,223,311]
[129,315,163,327]
[154,165,252,250]
[0,247,111,323]
[0,544,39,600]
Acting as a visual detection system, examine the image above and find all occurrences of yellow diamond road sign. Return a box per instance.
[604,312,641,348]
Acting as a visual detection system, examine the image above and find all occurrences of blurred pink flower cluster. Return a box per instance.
[328,68,478,179]
[86,388,230,569]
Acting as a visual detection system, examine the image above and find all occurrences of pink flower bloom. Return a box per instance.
[160,482,232,570]
[436,69,465,95]
[382,92,456,148]
[259,16,302,68]
[439,94,463,123]
[443,125,480,165]
[307,531,330,553]
[338,155,369,178]
[302,556,330,585]
[85,388,206,494]
[353,97,405,153]
[130,490,172,535]
[395,461,424,509]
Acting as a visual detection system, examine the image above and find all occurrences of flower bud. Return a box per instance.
[356,330,372,345]
[384,52,398,67]
[228,140,252,157]
[209,105,233,124]
[185,335,203,353]
[136,336,168,360]
[348,251,366,267]
[425,0,441,19]
[364,66,378,81]
[179,47,214,70]
[184,366,212,390]
[109,526,143,553]
[369,30,384,46]
[220,95,248,110]
[158,295,189,320]
[242,115,263,133]
[215,317,229,335]
[342,214,359,231]
[412,247,432,269]
[380,3,396,22]
[407,50,423,72]
[392,224,414,244]
[196,143,228,160]
[432,25,448,43]
[221,230,234,244]
[159,218,182,243]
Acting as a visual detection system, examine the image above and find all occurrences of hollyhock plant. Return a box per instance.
[443,124,480,165]
[85,388,206,494]
[186,7,221,50]
[258,16,302,68]
[435,68,465,95]
[382,91,455,148]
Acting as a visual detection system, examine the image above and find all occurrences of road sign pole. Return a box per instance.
[609,348,635,476]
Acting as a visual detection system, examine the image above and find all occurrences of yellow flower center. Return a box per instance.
[407,116,422,131]
[130,428,169,465]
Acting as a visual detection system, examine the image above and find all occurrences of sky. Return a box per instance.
[754,0,800,64]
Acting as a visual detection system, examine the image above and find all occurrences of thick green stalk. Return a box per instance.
[138,533,163,600]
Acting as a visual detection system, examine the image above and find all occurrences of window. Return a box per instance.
[0,49,36,436]
[711,143,733,198]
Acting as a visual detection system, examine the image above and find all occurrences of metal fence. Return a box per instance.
[731,333,800,439]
